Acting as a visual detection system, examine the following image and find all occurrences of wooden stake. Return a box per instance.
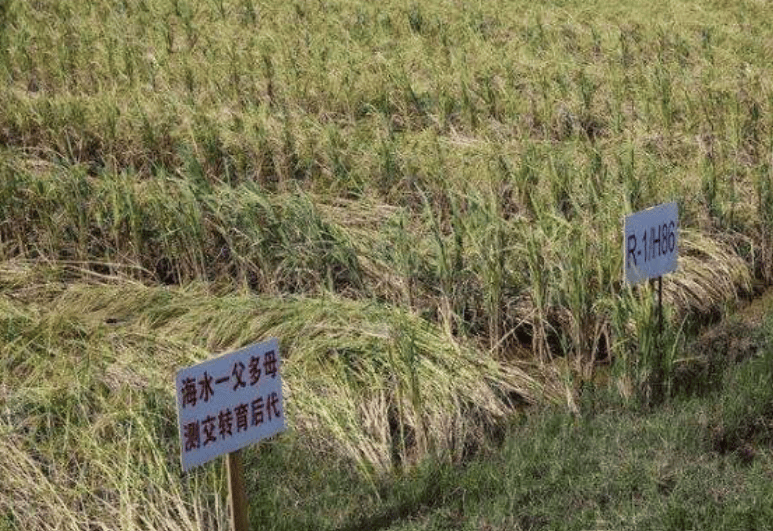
[226,450,249,531]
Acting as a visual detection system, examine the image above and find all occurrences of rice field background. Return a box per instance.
[2,0,773,529]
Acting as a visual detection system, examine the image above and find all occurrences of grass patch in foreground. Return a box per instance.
[371,305,773,531]
[243,305,773,531]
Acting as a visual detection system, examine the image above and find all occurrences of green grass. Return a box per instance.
[381,306,773,531]
[254,303,773,531]
[3,0,773,528]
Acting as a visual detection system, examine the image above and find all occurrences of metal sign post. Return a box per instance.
[658,276,663,338]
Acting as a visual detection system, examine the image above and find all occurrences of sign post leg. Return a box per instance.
[226,450,249,531]
[657,276,663,337]
[654,276,664,404]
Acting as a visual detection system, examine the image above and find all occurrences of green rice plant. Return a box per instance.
[417,185,448,303]
[611,277,693,407]
[653,59,674,130]
[0,160,378,292]
[463,187,507,353]
[524,222,554,365]
[702,157,721,221]
[556,225,603,380]
[611,284,658,405]
[377,131,401,196]
[616,143,641,210]
[389,212,419,308]
[756,163,773,283]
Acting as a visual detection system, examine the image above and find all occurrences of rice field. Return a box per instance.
[2,0,773,528]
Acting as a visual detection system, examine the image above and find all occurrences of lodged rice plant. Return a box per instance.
[3,0,773,526]
[0,262,551,526]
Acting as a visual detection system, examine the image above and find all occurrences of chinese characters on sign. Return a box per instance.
[623,202,679,285]
[175,338,285,471]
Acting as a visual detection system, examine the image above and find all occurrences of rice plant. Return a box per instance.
[3,0,773,526]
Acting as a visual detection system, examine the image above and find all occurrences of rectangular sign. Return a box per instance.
[175,338,285,472]
[623,202,678,285]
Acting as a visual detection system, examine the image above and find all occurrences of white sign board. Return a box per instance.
[175,338,285,472]
[623,202,678,285]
